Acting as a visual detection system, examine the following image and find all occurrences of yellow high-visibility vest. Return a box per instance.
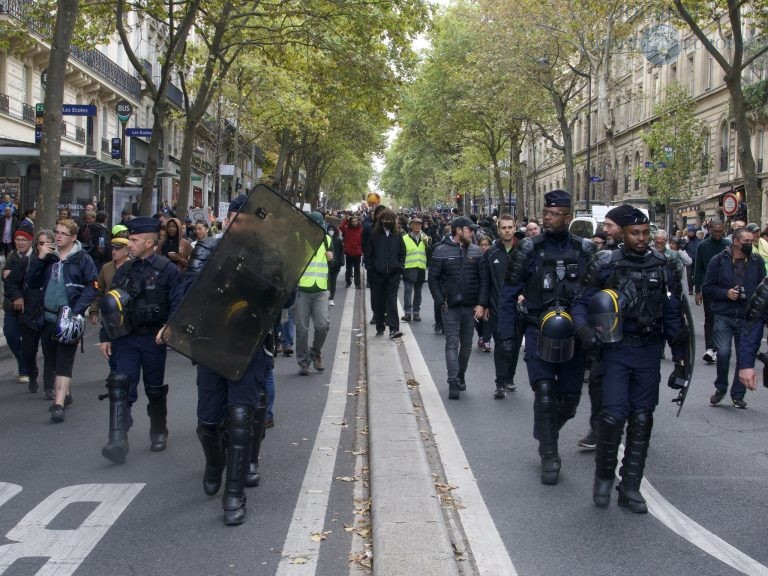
[403,233,427,270]
[299,235,331,290]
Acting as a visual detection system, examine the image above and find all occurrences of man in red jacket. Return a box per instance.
[340,213,363,289]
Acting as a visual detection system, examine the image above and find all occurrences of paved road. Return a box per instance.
[2,278,768,576]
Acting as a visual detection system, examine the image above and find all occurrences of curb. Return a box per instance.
[367,327,459,575]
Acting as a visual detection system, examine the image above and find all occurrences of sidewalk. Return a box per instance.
[366,320,460,575]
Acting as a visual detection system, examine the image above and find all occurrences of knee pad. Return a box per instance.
[557,392,581,421]
[533,380,557,412]
[627,410,653,436]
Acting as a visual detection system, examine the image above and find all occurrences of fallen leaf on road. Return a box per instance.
[310,531,330,542]
[336,476,356,482]
[290,557,309,565]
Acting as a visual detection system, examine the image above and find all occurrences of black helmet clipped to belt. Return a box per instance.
[100,289,132,339]
[537,307,575,363]
[588,288,623,344]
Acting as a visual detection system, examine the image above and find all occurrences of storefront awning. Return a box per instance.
[0,145,176,178]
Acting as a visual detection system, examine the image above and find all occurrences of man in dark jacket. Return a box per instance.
[694,219,729,364]
[483,213,518,399]
[684,226,700,295]
[702,227,764,408]
[365,208,405,339]
[428,216,489,400]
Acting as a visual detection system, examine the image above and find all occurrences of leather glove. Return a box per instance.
[667,363,689,390]
[576,325,599,352]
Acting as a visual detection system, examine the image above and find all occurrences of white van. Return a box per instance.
[569,206,655,239]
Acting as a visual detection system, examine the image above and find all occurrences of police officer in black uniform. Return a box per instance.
[176,195,272,526]
[571,208,688,513]
[100,217,181,463]
[499,190,595,485]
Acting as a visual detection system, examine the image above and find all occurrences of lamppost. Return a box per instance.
[585,71,592,213]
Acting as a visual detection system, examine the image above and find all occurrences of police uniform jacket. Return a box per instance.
[428,237,489,308]
[571,246,685,357]
[25,241,98,328]
[701,248,765,318]
[110,252,182,333]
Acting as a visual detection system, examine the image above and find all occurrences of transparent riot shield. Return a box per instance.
[163,185,325,379]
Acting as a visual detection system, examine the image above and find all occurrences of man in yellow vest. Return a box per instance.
[294,211,333,376]
[401,216,429,322]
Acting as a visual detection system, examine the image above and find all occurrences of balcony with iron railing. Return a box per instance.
[166,82,183,108]
[0,93,9,114]
[758,158,764,173]
[3,0,141,100]
[102,138,110,154]
[75,126,85,143]
[22,103,35,124]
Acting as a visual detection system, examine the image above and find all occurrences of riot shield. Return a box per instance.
[163,184,325,379]
[670,293,696,416]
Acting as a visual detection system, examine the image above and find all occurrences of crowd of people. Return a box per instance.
[5,188,768,521]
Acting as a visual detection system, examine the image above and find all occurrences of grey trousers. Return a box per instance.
[443,305,475,386]
[293,290,330,367]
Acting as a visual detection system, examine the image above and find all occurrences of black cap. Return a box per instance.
[228,195,248,214]
[616,208,650,228]
[604,204,635,226]
[451,216,478,230]
[514,228,526,239]
[544,189,571,208]
[126,216,161,234]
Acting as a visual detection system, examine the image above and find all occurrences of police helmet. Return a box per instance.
[587,289,623,343]
[100,289,132,339]
[55,306,85,345]
[537,307,575,363]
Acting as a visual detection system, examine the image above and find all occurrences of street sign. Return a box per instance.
[722,192,738,216]
[62,104,97,116]
[589,176,604,182]
[115,100,133,123]
[111,138,122,160]
[663,144,674,159]
[125,128,153,138]
[35,103,44,144]
[644,161,654,169]
[658,161,667,169]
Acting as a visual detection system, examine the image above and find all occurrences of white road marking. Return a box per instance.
[616,446,768,576]
[0,483,144,576]
[398,303,519,576]
[276,287,355,575]
[0,483,21,509]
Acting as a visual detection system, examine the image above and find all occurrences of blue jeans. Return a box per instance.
[3,311,27,376]
[281,307,295,348]
[713,314,747,399]
[442,305,475,386]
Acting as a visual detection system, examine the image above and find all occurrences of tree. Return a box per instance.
[116,0,203,215]
[672,0,768,221]
[636,82,709,226]
[37,0,80,229]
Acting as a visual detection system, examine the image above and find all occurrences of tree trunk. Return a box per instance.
[140,104,166,215]
[274,128,291,192]
[37,0,79,228]
[728,78,760,220]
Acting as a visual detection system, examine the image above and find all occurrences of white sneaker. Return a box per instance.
[18,375,29,384]
[703,348,717,364]
[329,300,335,306]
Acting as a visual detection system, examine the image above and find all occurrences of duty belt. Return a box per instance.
[615,333,661,347]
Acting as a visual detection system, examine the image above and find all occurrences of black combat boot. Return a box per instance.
[556,392,581,430]
[223,404,254,525]
[617,410,653,514]
[533,380,560,485]
[146,385,169,452]
[246,397,268,488]
[101,373,131,464]
[592,412,624,508]
[197,422,225,496]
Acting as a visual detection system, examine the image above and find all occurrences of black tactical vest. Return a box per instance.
[124,256,172,328]
[606,249,667,331]
[523,235,584,312]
